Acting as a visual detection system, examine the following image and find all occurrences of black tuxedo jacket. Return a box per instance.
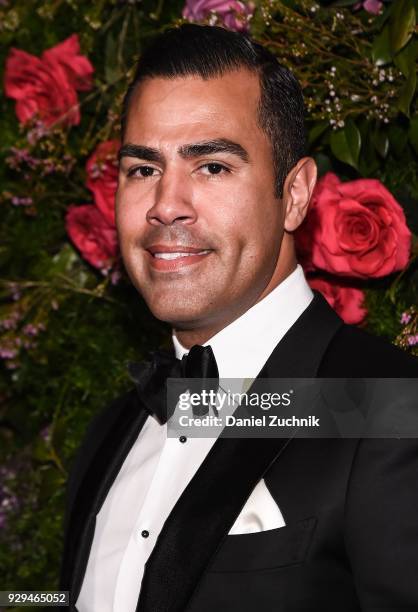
[59,290,418,611]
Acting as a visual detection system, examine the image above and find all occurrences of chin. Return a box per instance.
[146,298,212,328]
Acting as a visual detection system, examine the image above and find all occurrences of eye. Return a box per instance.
[200,163,230,176]
[127,165,159,178]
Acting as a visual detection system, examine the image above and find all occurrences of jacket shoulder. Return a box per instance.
[319,324,418,377]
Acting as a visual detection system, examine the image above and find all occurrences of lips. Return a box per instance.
[154,250,211,260]
[146,244,213,271]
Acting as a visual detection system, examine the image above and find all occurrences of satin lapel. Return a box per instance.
[63,389,148,606]
[137,291,344,612]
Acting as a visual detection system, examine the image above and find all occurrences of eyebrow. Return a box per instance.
[118,138,249,164]
[179,139,249,163]
[118,144,162,163]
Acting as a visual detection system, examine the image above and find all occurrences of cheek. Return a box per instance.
[115,187,147,241]
[216,189,281,261]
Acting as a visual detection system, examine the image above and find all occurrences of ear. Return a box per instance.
[282,157,317,232]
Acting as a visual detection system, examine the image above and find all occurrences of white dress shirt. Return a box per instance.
[76,264,313,612]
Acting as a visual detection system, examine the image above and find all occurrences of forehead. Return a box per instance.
[123,69,264,145]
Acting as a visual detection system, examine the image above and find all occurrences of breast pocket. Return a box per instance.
[207,517,317,573]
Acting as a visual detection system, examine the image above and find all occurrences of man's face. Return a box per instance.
[116,68,286,331]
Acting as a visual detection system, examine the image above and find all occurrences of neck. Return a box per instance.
[173,245,298,349]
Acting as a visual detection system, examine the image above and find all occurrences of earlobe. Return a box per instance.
[283,157,317,232]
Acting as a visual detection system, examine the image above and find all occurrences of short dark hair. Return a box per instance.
[121,24,306,198]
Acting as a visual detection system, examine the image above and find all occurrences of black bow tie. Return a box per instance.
[127,344,219,424]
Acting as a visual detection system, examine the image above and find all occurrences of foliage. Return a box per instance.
[0,0,417,595]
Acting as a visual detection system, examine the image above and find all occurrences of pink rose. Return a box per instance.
[308,277,367,325]
[4,34,93,127]
[363,0,383,13]
[183,0,254,31]
[86,140,119,226]
[354,0,383,15]
[65,205,118,272]
[296,173,411,279]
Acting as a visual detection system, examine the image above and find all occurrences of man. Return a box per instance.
[60,24,418,611]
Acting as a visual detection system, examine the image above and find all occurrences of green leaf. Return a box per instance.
[32,439,52,463]
[357,121,379,176]
[330,120,361,169]
[359,135,380,176]
[308,121,329,146]
[394,38,418,78]
[39,465,65,500]
[105,32,121,84]
[51,417,68,451]
[388,123,408,156]
[373,1,395,30]
[389,0,416,55]
[372,26,392,66]
[49,244,80,276]
[409,116,418,154]
[397,69,417,116]
[371,127,389,158]
[313,153,332,176]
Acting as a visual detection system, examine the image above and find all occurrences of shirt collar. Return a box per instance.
[172,264,313,379]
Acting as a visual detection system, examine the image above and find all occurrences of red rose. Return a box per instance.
[4,34,93,127]
[308,277,367,325]
[296,173,411,278]
[66,205,118,272]
[86,140,119,226]
[43,35,93,92]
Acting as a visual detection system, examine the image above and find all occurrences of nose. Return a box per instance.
[146,168,196,226]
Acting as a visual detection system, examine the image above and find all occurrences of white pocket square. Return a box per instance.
[228,478,286,535]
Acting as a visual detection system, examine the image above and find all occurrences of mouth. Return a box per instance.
[146,245,213,271]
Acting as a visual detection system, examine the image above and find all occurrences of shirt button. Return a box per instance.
[179,435,187,443]
[141,530,150,538]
